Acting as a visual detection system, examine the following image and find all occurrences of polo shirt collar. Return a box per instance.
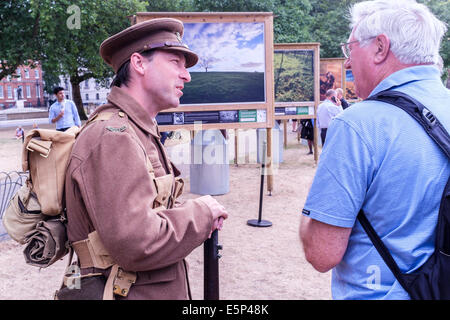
[370,65,441,96]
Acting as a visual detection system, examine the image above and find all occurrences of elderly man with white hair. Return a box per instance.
[300,0,449,299]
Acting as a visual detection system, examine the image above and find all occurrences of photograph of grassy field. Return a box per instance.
[180,71,265,104]
[180,22,266,105]
[274,50,315,103]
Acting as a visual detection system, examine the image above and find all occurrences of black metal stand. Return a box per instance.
[247,141,272,228]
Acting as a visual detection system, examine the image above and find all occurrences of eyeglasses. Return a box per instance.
[340,37,376,59]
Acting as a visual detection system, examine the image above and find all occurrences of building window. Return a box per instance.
[0,86,3,99]
[85,93,89,100]
[7,85,12,99]
[34,69,39,79]
[84,80,89,89]
[96,93,100,100]
[16,68,21,81]
[6,75,11,82]
[25,69,30,78]
[36,84,41,98]
[26,85,31,98]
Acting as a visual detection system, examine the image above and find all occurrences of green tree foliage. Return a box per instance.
[307,0,360,58]
[146,0,195,11]
[418,0,449,81]
[30,0,146,119]
[0,1,41,80]
[192,0,274,12]
[190,0,312,44]
[2,0,448,107]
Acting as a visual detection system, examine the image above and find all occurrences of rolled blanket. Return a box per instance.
[23,217,69,268]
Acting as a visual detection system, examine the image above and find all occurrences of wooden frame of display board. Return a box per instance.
[133,12,275,132]
[273,43,320,163]
[320,57,346,101]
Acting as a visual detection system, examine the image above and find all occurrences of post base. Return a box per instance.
[247,219,272,227]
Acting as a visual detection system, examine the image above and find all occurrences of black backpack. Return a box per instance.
[358,89,450,300]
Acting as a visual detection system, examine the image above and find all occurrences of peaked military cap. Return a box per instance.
[100,17,198,72]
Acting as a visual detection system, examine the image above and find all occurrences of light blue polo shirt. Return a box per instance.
[302,65,450,299]
[48,99,81,129]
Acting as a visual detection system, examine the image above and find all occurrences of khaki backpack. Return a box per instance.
[2,112,112,259]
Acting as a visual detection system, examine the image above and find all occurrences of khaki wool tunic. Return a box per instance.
[64,86,213,299]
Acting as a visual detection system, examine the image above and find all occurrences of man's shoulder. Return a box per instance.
[79,111,133,142]
[317,101,328,109]
[71,114,135,160]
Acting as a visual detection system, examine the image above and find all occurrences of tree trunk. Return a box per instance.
[71,80,88,121]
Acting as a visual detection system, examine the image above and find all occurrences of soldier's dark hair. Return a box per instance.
[111,50,156,88]
[53,86,65,95]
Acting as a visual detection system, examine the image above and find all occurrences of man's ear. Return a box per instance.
[129,53,146,76]
[374,34,390,64]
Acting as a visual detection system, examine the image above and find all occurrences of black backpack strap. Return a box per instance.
[366,90,450,159]
[358,90,450,292]
[357,210,411,290]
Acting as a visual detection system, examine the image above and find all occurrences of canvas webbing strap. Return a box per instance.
[72,231,136,300]
[26,139,52,158]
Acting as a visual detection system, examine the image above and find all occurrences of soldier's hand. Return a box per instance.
[197,195,228,236]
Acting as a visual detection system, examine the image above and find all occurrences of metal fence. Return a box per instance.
[0,171,28,241]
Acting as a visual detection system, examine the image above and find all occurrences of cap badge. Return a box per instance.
[175,32,182,43]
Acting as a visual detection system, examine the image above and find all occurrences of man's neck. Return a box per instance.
[119,83,158,118]
[371,54,426,97]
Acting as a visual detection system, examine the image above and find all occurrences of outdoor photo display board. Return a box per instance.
[133,12,275,131]
[273,43,320,121]
[319,57,346,101]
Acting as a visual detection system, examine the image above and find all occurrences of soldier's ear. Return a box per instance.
[129,53,147,76]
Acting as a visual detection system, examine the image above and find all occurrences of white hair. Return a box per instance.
[349,0,447,65]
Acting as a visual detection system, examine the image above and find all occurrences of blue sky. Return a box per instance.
[182,22,265,73]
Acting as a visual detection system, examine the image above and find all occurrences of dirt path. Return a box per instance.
[0,125,331,300]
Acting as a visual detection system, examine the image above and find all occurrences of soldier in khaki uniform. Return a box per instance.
[63,18,228,300]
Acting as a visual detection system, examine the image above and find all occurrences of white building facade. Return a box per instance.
[57,76,111,112]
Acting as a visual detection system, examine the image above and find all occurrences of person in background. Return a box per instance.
[15,126,24,143]
[48,87,81,132]
[336,88,349,110]
[299,119,314,155]
[316,89,342,146]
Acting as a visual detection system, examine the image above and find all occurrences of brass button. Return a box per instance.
[118,111,125,118]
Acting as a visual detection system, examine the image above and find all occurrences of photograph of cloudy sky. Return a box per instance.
[180,22,266,105]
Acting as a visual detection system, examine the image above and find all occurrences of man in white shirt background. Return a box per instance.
[316,89,343,145]
[48,86,81,132]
